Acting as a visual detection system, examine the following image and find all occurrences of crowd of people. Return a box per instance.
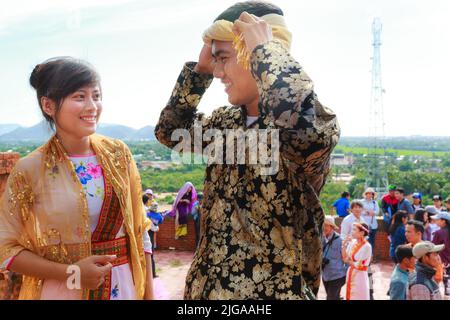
[325,186,450,300]
[141,183,203,280]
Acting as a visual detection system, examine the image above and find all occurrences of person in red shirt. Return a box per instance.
[381,185,398,224]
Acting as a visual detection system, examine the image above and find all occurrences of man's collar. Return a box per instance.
[397,264,410,274]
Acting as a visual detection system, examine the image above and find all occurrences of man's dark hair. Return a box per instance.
[214,1,283,22]
[341,191,350,198]
[350,200,363,209]
[395,245,414,263]
[395,187,405,195]
[407,220,424,234]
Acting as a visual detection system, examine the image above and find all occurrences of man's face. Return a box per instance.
[446,202,450,211]
[433,199,442,208]
[323,224,333,237]
[404,256,417,270]
[389,190,396,197]
[211,40,259,108]
[352,205,362,218]
[395,191,403,201]
[423,252,440,268]
[405,224,421,245]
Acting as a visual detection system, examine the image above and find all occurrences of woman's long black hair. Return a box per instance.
[389,211,408,236]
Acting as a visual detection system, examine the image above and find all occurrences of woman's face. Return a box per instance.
[365,192,373,200]
[437,219,447,228]
[351,225,363,239]
[52,84,102,138]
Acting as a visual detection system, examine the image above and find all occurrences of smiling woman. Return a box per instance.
[0,56,155,300]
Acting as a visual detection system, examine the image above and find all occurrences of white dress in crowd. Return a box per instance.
[40,154,152,300]
[345,239,372,300]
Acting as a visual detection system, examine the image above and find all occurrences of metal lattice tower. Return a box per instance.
[365,18,389,194]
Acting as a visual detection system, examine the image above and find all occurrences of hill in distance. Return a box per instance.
[0,121,156,142]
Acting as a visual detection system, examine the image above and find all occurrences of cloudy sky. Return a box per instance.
[0,0,449,136]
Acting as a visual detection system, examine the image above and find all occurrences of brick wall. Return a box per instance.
[155,214,393,260]
[155,215,197,251]
[0,152,20,300]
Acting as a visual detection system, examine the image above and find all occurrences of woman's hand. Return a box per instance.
[74,255,116,290]
[232,12,273,54]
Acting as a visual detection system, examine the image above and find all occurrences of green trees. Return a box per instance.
[140,165,206,193]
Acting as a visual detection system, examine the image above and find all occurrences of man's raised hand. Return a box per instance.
[194,44,214,75]
[233,12,273,54]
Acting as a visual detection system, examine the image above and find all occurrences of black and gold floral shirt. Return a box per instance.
[155,40,340,299]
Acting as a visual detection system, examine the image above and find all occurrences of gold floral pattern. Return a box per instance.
[156,40,340,299]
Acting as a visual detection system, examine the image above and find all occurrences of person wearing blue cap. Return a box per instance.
[412,192,424,211]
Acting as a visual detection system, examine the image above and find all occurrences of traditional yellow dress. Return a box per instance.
[0,134,151,299]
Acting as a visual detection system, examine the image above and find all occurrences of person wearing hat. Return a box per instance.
[433,195,444,212]
[155,1,340,299]
[361,187,379,256]
[412,192,423,211]
[431,212,450,295]
[408,241,445,300]
[381,185,398,225]
[321,217,347,300]
[144,189,155,204]
[146,202,165,278]
[425,205,440,241]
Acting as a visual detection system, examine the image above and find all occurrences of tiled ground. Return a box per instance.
[153,250,448,300]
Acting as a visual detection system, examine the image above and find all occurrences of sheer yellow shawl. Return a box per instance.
[0,134,150,299]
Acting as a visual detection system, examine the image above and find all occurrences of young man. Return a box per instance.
[388,245,416,300]
[333,191,350,218]
[433,195,443,211]
[155,1,340,299]
[408,241,445,300]
[381,185,398,224]
[395,188,414,217]
[340,200,364,241]
[405,220,424,246]
[445,198,450,212]
[321,217,347,300]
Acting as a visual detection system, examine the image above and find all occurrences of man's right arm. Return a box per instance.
[155,62,214,150]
